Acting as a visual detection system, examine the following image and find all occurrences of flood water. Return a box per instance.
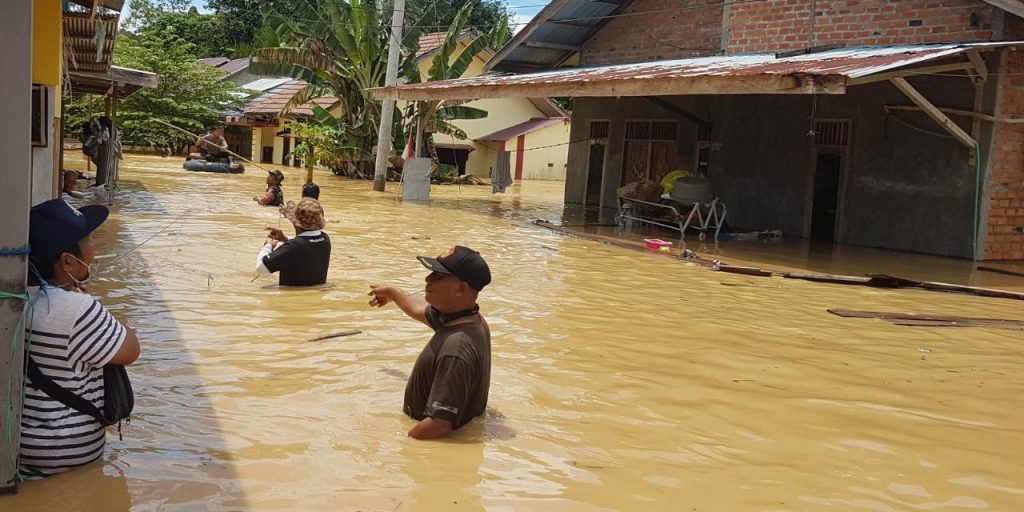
[4,154,1023,511]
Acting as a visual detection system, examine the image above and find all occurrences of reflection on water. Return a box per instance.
[2,154,1023,511]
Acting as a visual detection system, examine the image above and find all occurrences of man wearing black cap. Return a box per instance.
[368,246,492,440]
[21,199,141,477]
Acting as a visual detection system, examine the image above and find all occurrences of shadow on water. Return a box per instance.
[0,178,248,511]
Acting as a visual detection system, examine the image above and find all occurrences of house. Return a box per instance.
[410,31,571,180]
[376,0,1024,261]
[198,58,339,166]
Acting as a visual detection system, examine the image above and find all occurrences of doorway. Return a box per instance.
[810,152,841,240]
[585,141,605,208]
[282,137,291,166]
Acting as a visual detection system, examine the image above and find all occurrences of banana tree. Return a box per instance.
[406,3,509,163]
[249,0,424,170]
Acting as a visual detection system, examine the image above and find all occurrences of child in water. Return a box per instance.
[254,170,285,207]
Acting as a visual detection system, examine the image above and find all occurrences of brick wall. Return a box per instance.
[726,0,996,53]
[985,19,1024,261]
[580,0,724,66]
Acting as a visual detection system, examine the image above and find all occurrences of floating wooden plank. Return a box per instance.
[783,272,911,287]
[977,265,1024,278]
[718,265,774,277]
[828,309,1024,330]
[889,319,1024,330]
[918,280,1024,300]
[783,272,872,285]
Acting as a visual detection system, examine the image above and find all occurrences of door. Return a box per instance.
[810,152,841,240]
[586,142,605,208]
[282,138,291,166]
[261,146,273,163]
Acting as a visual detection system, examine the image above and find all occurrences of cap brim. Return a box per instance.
[417,256,452,274]
[79,205,109,235]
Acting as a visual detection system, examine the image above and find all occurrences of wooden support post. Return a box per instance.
[890,77,977,148]
[0,1,33,494]
[86,95,93,174]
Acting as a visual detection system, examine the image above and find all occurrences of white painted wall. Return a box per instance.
[30,89,55,205]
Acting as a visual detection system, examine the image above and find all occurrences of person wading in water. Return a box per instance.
[367,246,492,440]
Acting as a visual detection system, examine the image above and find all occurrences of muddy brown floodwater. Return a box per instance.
[3,154,1023,511]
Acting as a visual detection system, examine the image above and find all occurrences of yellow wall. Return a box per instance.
[32,0,62,86]
[412,38,569,180]
[521,121,571,180]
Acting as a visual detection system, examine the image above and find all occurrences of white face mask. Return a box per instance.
[65,253,93,288]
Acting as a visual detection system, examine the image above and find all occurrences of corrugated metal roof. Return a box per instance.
[487,0,634,71]
[477,117,567,141]
[241,77,294,92]
[242,80,339,117]
[68,66,157,97]
[66,0,125,11]
[375,43,1021,101]
[63,12,119,73]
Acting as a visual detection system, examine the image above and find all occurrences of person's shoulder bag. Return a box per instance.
[26,358,134,428]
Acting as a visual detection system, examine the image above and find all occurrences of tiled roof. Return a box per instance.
[220,58,250,74]
[242,79,339,117]
[197,57,249,74]
[197,57,229,68]
[416,30,479,61]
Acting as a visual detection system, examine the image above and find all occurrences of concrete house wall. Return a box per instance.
[561,0,1024,259]
[412,39,570,179]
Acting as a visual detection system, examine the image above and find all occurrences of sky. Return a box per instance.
[120,1,544,33]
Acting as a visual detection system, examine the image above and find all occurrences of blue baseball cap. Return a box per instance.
[29,199,109,263]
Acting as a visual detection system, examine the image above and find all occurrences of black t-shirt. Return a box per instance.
[262,231,331,286]
[403,306,491,429]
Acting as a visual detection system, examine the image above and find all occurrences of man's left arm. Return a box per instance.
[408,355,474,440]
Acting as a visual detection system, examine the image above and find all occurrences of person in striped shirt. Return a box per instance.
[20,199,141,478]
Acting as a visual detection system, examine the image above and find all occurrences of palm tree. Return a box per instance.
[406,4,509,164]
[249,0,423,176]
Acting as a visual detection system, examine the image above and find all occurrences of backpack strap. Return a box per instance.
[26,357,110,426]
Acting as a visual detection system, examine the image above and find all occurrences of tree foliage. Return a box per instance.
[409,0,510,44]
[100,28,245,151]
[250,0,427,166]
[406,3,507,160]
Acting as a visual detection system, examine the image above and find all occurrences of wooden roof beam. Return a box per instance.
[847,61,975,85]
[373,74,846,102]
[982,0,1024,20]
[967,51,989,82]
[890,77,976,148]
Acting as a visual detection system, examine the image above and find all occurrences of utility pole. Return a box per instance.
[372,0,406,192]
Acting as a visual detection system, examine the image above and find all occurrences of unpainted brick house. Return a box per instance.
[379,0,1024,260]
